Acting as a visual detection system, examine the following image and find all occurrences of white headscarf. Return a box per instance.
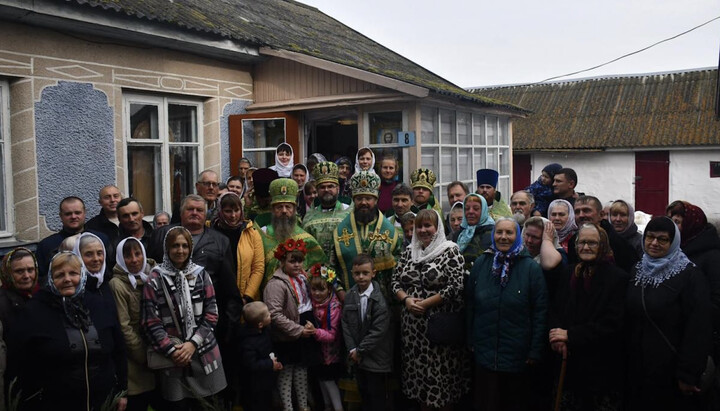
[72,232,107,288]
[270,143,294,177]
[354,147,376,175]
[115,237,148,289]
[153,226,204,339]
[410,210,458,264]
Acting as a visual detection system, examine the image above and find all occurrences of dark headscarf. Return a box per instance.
[213,192,246,230]
[572,224,613,291]
[666,200,707,247]
[0,247,39,299]
[47,251,91,331]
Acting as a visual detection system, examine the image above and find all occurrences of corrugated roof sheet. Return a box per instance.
[471,69,720,150]
[62,0,524,112]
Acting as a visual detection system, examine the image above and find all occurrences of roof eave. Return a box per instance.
[0,0,262,64]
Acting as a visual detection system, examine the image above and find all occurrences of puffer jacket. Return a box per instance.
[682,223,720,330]
[466,249,548,373]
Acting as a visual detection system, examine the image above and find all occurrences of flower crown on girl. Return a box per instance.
[274,238,308,260]
[309,263,337,286]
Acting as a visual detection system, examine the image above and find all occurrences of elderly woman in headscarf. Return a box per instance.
[548,223,628,410]
[8,251,128,411]
[109,238,157,410]
[392,209,470,409]
[212,192,264,303]
[0,247,39,324]
[466,217,548,411]
[451,194,495,272]
[625,216,712,410]
[525,162,563,217]
[608,199,642,258]
[141,226,226,408]
[73,232,117,310]
[548,199,578,254]
[269,142,294,178]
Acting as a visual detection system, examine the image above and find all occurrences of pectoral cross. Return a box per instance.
[338,228,354,246]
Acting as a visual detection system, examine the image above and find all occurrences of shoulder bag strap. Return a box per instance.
[641,286,677,354]
[159,276,185,340]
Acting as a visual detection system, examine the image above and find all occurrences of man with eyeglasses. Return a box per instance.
[568,195,639,272]
[171,169,220,225]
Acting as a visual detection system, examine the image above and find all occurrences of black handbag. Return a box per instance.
[426,310,464,346]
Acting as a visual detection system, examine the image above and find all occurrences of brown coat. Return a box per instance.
[263,269,306,342]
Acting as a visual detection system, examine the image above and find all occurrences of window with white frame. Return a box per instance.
[241,118,286,168]
[421,106,510,211]
[124,94,203,217]
[0,81,13,237]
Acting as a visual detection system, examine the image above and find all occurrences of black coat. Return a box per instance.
[6,289,127,411]
[568,220,638,273]
[238,326,276,392]
[549,262,629,392]
[682,224,720,330]
[625,265,712,409]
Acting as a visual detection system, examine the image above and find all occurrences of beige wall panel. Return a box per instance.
[16,200,39,241]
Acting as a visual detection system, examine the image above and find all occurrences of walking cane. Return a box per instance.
[554,349,568,411]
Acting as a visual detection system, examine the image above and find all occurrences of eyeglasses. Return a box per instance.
[198,181,219,188]
[577,241,599,249]
[645,234,670,245]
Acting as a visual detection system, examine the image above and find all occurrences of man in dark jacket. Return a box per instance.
[85,185,122,245]
[115,197,153,250]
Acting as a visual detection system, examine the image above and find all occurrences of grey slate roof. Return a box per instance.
[472,68,720,150]
[66,0,524,112]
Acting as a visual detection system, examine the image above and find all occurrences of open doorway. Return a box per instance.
[304,110,358,163]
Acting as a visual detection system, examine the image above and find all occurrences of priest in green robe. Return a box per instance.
[259,178,325,291]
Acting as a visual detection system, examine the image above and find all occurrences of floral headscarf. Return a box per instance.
[47,251,90,331]
[214,192,245,230]
[72,232,107,288]
[457,194,495,253]
[634,216,693,288]
[489,218,524,288]
[0,247,39,299]
[548,199,578,243]
[666,200,707,247]
[153,226,204,339]
[115,237,148,289]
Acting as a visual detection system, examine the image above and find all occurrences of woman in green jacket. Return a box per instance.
[466,217,548,411]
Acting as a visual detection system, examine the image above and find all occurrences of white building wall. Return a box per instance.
[670,150,720,223]
[529,151,635,206]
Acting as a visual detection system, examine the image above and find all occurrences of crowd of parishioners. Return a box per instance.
[0,143,718,411]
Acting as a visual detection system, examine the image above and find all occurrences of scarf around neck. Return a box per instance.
[72,232,107,288]
[457,194,495,252]
[115,237,149,289]
[634,222,693,288]
[155,226,205,339]
[410,210,458,264]
[548,199,578,243]
[489,220,524,288]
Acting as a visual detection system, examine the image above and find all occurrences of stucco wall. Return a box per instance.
[220,100,250,180]
[531,152,636,206]
[35,81,114,231]
[670,150,720,223]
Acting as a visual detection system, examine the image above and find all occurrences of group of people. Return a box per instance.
[0,142,718,411]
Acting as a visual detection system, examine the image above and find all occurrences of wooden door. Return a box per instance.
[513,154,531,192]
[635,151,669,216]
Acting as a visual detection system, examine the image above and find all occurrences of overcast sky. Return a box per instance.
[300,0,719,88]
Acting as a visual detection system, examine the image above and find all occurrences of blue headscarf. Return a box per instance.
[457,194,495,252]
[634,217,693,288]
[490,218,524,288]
[47,251,90,330]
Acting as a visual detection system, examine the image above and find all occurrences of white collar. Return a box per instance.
[359,282,374,298]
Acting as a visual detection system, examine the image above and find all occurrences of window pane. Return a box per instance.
[499,148,510,175]
[498,177,510,201]
[421,107,438,144]
[440,109,456,145]
[242,119,286,150]
[128,146,162,215]
[421,147,438,173]
[369,111,402,144]
[474,148,486,171]
[473,113,485,145]
[130,104,159,140]
[170,146,198,215]
[487,147,498,170]
[441,148,456,182]
[458,112,471,145]
[499,117,509,146]
[168,104,198,143]
[458,148,472,181]
[487,116,498,145]
[243,150,276,169]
